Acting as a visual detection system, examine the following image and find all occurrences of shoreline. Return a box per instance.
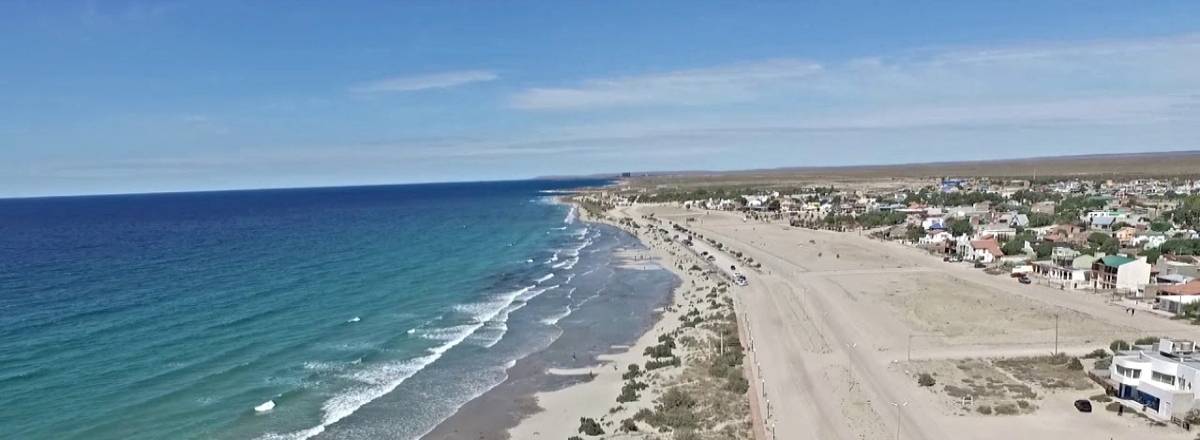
[503,200,754,439]
[420,200,682,440]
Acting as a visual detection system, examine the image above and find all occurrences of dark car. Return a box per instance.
[1073,399,1092,413]
[973,262,986,269]
[1019,277,1032,285]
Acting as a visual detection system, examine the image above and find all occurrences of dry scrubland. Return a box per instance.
[827,271,1117,345]
[622,151,1200,192]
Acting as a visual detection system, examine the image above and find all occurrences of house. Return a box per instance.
[962,237,1004,263]
[977,225,1016,241]
[1031,247,1095,289]
[1109,338,1200,420]
[1026,225,1055,240]
[1132,233,1168,250]
[919,230,954,247]
[1031,201,1056,215]
[998,212,1030,228]
[1114,227,1138,246]
[1092,255,1154,294]
[921,217,946,231]
[1156,281,1200,315]
[1158,256,1200,281]
[1090,215,1117,231]
[1044,224,1089,247]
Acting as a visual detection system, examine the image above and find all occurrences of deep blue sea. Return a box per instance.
[0,179,672,440]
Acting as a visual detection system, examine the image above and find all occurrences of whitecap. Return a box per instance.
[541,306,573,326]
[259,316,486,440]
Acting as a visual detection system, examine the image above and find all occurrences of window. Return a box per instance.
[1116,365,1141,378]
[1152,371,1176,386]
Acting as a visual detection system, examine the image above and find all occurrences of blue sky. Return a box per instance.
[3,1,1200,197]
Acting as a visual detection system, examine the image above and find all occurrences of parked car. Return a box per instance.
[1073,399,1092,413]
[1019,277,1032,285]
[973,262,986,269]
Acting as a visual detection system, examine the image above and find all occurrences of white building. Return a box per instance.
[1092,255,1154,295]
[1111,339,1200,420]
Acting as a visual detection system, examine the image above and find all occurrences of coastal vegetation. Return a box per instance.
[551,207,752,439]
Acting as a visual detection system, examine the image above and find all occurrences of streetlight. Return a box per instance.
[890,401,909,440]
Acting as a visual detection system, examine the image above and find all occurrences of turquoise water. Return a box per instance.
[0,180,633,439]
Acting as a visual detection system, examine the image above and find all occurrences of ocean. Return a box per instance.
[0,180,677,439]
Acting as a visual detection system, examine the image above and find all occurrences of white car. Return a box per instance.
[733,273,748,286]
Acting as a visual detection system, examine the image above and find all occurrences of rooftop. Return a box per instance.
[1161,280,1200,296]
[1099,255,1135,267]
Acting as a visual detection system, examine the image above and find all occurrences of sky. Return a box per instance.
[2,1,1200,197]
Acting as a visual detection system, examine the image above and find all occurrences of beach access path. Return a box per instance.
[622,204,1200,440]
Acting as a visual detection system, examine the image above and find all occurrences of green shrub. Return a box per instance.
[620,418,639,432]
[632,408,653,421]
[1110,340,1130,352]
[644,388,699,430]
[994,403,1019,415]
[917,373,936,387]
[725,369,750,394]
[1016,400,1030,409]
[644,343,674,358]
[1090,394,1112,403]
[577,417,604,436]
[616,384,639,403]
[1134,336,1160,345]
[622,364,641,380]
[1082,348,1108,359]
[977,405,992,415]
[645,356,681,371]
[1066,358,1083,371]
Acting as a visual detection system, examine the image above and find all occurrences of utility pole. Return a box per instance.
[1054,314,1060,355]
[907,333,913,362]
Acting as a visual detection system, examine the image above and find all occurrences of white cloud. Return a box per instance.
[509,34,1200,116]
[511,59,822,110]
[350,70,498,94]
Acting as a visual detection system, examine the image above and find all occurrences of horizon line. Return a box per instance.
[8,148,1200,200]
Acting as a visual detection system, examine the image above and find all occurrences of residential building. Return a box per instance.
[977,225,1016,241]
[1115,227,1138,246]
[1159,256,1200,281]
[1110,339,1200,420]
[959,237,1003,263]
[1092,255,1154,294]
[1031,247,1095,289]
[1156,281,1200,315]
[1031,201,1056,215]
